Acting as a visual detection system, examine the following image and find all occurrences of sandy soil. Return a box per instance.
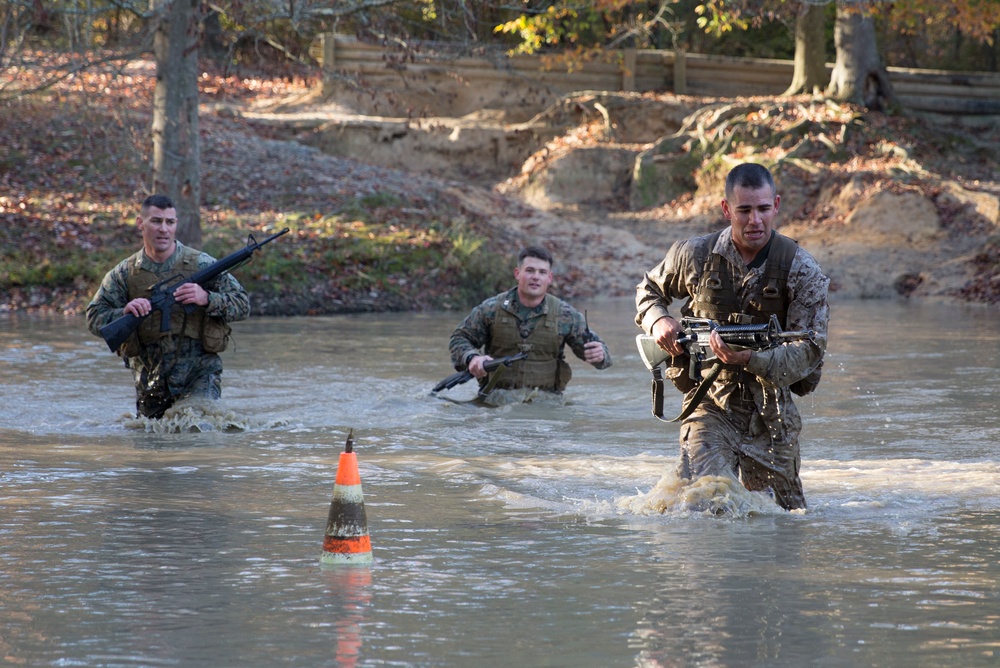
[239,88,1000,303]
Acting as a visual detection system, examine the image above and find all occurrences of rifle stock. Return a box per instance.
[431,351,529,394]
[636,334,671,371]
[100,313,145,354]
[99,228,289,353]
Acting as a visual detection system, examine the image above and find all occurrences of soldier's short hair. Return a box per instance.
[141,194,175,214]
[725,163,776,199]
[518,245,553,267]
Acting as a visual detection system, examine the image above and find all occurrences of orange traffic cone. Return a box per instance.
[321,429,374,566]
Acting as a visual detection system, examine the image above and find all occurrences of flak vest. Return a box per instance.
[120,245,230,357]
[487,293,570,391]
[689,231,820,396]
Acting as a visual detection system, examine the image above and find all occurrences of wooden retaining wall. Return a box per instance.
[313,35,1000,118]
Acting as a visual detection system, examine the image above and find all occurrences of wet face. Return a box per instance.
[721,184,780,263]
[138,206,178,262]
[514,256,553,307]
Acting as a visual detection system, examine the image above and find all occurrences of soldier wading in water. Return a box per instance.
[636,163,830,510]
[449,245,612,406]
[86,194,250,419]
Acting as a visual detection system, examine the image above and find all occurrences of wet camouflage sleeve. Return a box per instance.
[559,299,612,370]
[448,294,502,370]
[635,237,702,333]
[86,253,141,336]
[448,290,612,371]
[745,248,829,388]
[195,251,251,323]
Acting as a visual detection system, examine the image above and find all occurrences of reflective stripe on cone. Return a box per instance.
[321,434,373,566]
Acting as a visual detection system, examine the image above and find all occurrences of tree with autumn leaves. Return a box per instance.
[3,0,997,244]
[497,0,999,108]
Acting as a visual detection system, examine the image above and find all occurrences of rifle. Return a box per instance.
[636,315,814,422]
[99,228,290,353]
[431,351,529,394]
[581,309,598,344]
[637,315,814,382]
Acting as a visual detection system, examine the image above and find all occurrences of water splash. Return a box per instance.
[617,469,781,518]
[482,388,567,407]
[121,396,289,434]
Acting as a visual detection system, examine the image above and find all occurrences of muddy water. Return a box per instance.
[1,298,998,667]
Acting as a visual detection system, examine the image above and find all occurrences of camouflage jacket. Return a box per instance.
[449,287,612,371]
[86,241,250,337]
[636,228,829,439]
[86,242,251,405]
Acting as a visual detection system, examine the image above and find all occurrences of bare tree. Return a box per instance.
[152,0,202,247]
[826,1,893,108]
[784,1,829,96]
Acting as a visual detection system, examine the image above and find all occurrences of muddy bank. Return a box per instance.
[244,89,1000,303]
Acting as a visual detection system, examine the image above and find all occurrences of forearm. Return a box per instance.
[635,274,674,334]
[85,271,129,335]
[448,303,493,370]
[207,289,250,322]
[206,275,250,322]
[747,256,830,387]
[448,334,481,370]
[636,243,691,334]
[85,295,124,335]
[745,339,824,388]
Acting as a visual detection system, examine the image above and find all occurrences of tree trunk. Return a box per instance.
[826,1,894,110]
[152,0,202,248]
[783,2,828,96]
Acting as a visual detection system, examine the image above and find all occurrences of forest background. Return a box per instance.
[1,0,999,316]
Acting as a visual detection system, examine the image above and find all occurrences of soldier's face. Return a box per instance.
[721,185,780,260]
[138,206,178,261]
[515,256,553,304]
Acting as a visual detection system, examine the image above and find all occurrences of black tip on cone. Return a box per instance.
[345,428,354,454]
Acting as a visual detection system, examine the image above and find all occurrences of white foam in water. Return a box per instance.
[121,396,289,433]
[616,469,783,518]
[802,458,1000,509]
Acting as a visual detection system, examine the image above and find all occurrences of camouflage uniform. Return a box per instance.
[636,228,829,510]
[449,287,611,401]
[86,241,250,418]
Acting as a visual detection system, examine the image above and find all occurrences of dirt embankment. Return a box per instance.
[3,60,999,316]
[243,86,1000,303]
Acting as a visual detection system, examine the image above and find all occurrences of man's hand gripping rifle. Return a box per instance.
[431,352,529,394]
[635,315,815,422]
[99,228,290,353]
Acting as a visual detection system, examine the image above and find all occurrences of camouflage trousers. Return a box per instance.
[677,400,805,511]
[130,339,224,419]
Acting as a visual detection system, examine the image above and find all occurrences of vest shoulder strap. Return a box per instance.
[751,234,798,321]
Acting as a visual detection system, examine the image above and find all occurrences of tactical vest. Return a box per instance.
[689,230,797,326]
[487,293,569,391]
[120,245,230,357]
[689,231,820,396]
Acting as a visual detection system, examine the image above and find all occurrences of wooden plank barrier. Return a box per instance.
[313,34,1000,118]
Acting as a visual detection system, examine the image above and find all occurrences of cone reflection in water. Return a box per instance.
[321,429,373,566]
[322,567,372,668]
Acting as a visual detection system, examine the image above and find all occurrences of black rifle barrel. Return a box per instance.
[431,351,529,393]
[98,228,290,352]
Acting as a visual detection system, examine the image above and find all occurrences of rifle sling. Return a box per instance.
[651,361,723,423]
[651,367,665,420]
[477,363,510,401]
